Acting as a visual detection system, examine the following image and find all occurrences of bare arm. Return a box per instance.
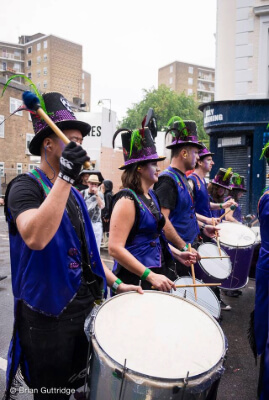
[16,177,71,250]
[109,198,175,291]
[102,260,143,294]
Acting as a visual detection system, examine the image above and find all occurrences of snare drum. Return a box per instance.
[172,276,221,320]
[195,242,232,283]
[217,222,256,290]
[88,292,226,400]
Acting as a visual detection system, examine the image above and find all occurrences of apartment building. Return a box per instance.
[0,33,91,109]
[158,61,215,103]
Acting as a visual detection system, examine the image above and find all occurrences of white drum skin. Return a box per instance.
[197,242,232,281]
[89,292,226,400]
[218,222,256,247]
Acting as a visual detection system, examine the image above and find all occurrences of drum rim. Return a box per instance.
[173,276,221,319]
[91,291,226,382]
[197,242,232,280]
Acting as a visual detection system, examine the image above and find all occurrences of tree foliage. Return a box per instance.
[120,85,208,142]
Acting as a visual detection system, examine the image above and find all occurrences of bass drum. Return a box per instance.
[88,291,226,400]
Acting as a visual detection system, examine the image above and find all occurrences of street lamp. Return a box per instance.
[98,98,111,121]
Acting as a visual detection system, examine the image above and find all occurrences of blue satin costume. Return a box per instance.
[255,189,269,399]
[5,169,106,394]
[159,166,200,245]
[188,173,212,218]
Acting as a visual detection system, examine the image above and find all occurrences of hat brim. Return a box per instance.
[199,152,215,158]
[230,186,247,192]
[210,181,232,190]
[118,156,166,170]
[29,120,91,156]
[166,141,204,150]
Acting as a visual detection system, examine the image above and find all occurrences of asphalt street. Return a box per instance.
[0,205,260,399]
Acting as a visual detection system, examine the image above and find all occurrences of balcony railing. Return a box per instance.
[0,53,24,61]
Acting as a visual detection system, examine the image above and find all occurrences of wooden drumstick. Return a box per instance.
[200,256,229,259]
[219,205,236,221]
[188,243,197,301]
[175,283,221,288]
[212,218,222,257]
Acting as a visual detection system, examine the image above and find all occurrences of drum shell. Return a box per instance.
[219,244,254,290]
[88,292,226,400]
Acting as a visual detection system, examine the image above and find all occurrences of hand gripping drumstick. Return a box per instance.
[22,91,91,169]
[188,243,197,301]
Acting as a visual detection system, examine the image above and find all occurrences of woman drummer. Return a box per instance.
[224,173,247,223]
[207,168,234,219]
[109,125,196,292]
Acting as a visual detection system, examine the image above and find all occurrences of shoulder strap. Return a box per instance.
[189,173,201,190]
[162,168,184,189]
[29,169,51,196]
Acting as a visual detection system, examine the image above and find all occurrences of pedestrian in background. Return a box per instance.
[100,180,113,249]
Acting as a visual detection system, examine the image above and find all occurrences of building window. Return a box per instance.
[14,50,21,59]
[27,47,32,54]
[10,98,23,116]
[37,56,41,64]
[82,72,85,79]
[28,164,38,171]
[169,77,173,84]
[28,72,32,79]
[43,54,47,62]
[0,115,4,138]
[17,163,22,175]
[37,43,41,51]
[82,82,85,90]
[43,67,47,76]
[188,66,193,74]
[0,162,4,177]
[2,62,7,70]
[26,133,34,153]
[37,70,41,78]
[170,65,173,73]
[27,60,32,68]
[188,77,193,85]
[43,40,47,49]
[43,80,47,89]
[37,82,41,89]
[13,63,20,72]
[188,88,193,95]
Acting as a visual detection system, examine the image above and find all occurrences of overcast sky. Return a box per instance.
[1,0,217,120]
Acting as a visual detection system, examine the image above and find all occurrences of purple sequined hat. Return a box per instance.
[230,173,247,192]
[199,145,214,159]
[211,168,233,190]
[29,92,91,156]
[165,118,204,150]
[112,127,166,170]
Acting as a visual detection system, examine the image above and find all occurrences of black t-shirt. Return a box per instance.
[8,174,94,318]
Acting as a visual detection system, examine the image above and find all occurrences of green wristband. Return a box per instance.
[219,203,223,209]
[180,244,188,252]
[141,268,151,280]
[112,278,122,294]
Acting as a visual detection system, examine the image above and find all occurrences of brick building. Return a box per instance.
[158,61,215,103]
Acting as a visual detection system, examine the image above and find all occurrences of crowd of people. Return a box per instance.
[1,91,268,400]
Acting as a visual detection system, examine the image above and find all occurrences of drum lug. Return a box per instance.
[172,371,189,395]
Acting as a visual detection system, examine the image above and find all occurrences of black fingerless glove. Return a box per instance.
[58,141,90,185]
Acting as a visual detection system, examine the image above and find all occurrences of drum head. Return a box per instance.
[173,276,220,320]
[218,222,256,247]
[198,243,232,280]
[94,292,225,380]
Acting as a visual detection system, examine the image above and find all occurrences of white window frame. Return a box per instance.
[0,115,4,138]
[26,133,34,154]
[43,54,47,62]
[43,67,47,76]
[37,69,41,78]
[188,66,194,74]
[28,163,39,171]
[37,56,41,64]
[27,60,32,67]
[169,77,173,84]
[188,88,193,95]
[10,98,23,116]
[0,162,4,177]
[43,40,47,49]
[188,77,193,85]
[43,80,47,89]
[170,65,173,73]
[37,43,41,51]
[17,163,23,175]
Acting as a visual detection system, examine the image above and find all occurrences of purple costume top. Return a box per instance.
[188,173,212,218]
[225,196,242,222]
[255,189,269,399]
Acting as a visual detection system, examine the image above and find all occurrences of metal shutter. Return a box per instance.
[223,146,250,216]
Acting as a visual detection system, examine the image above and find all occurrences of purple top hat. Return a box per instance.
[112,126,166,170]
[29,92,91,156]
[211,168,233,190]
[165,117,204,150]
[230,173,247,191]
[198,145,214,159]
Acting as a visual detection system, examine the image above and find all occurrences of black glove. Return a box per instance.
[58,141,90,185]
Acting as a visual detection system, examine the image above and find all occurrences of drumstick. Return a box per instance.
[212,218,222,257]
[188,243,197,301]
[219,205,236,221]
[22,91,91,168]
[200,256,229,259]
[175,283,221,288]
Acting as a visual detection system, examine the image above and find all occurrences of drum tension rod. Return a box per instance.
[113,359,127,400]
[172,371,189,396]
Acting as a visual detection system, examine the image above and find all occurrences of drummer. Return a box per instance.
[224,173,247,223]
[109,122,196,291]
[254,145,269,400]
[207,168,235,219]
[188,148,237,224]
[154,117,219,277]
